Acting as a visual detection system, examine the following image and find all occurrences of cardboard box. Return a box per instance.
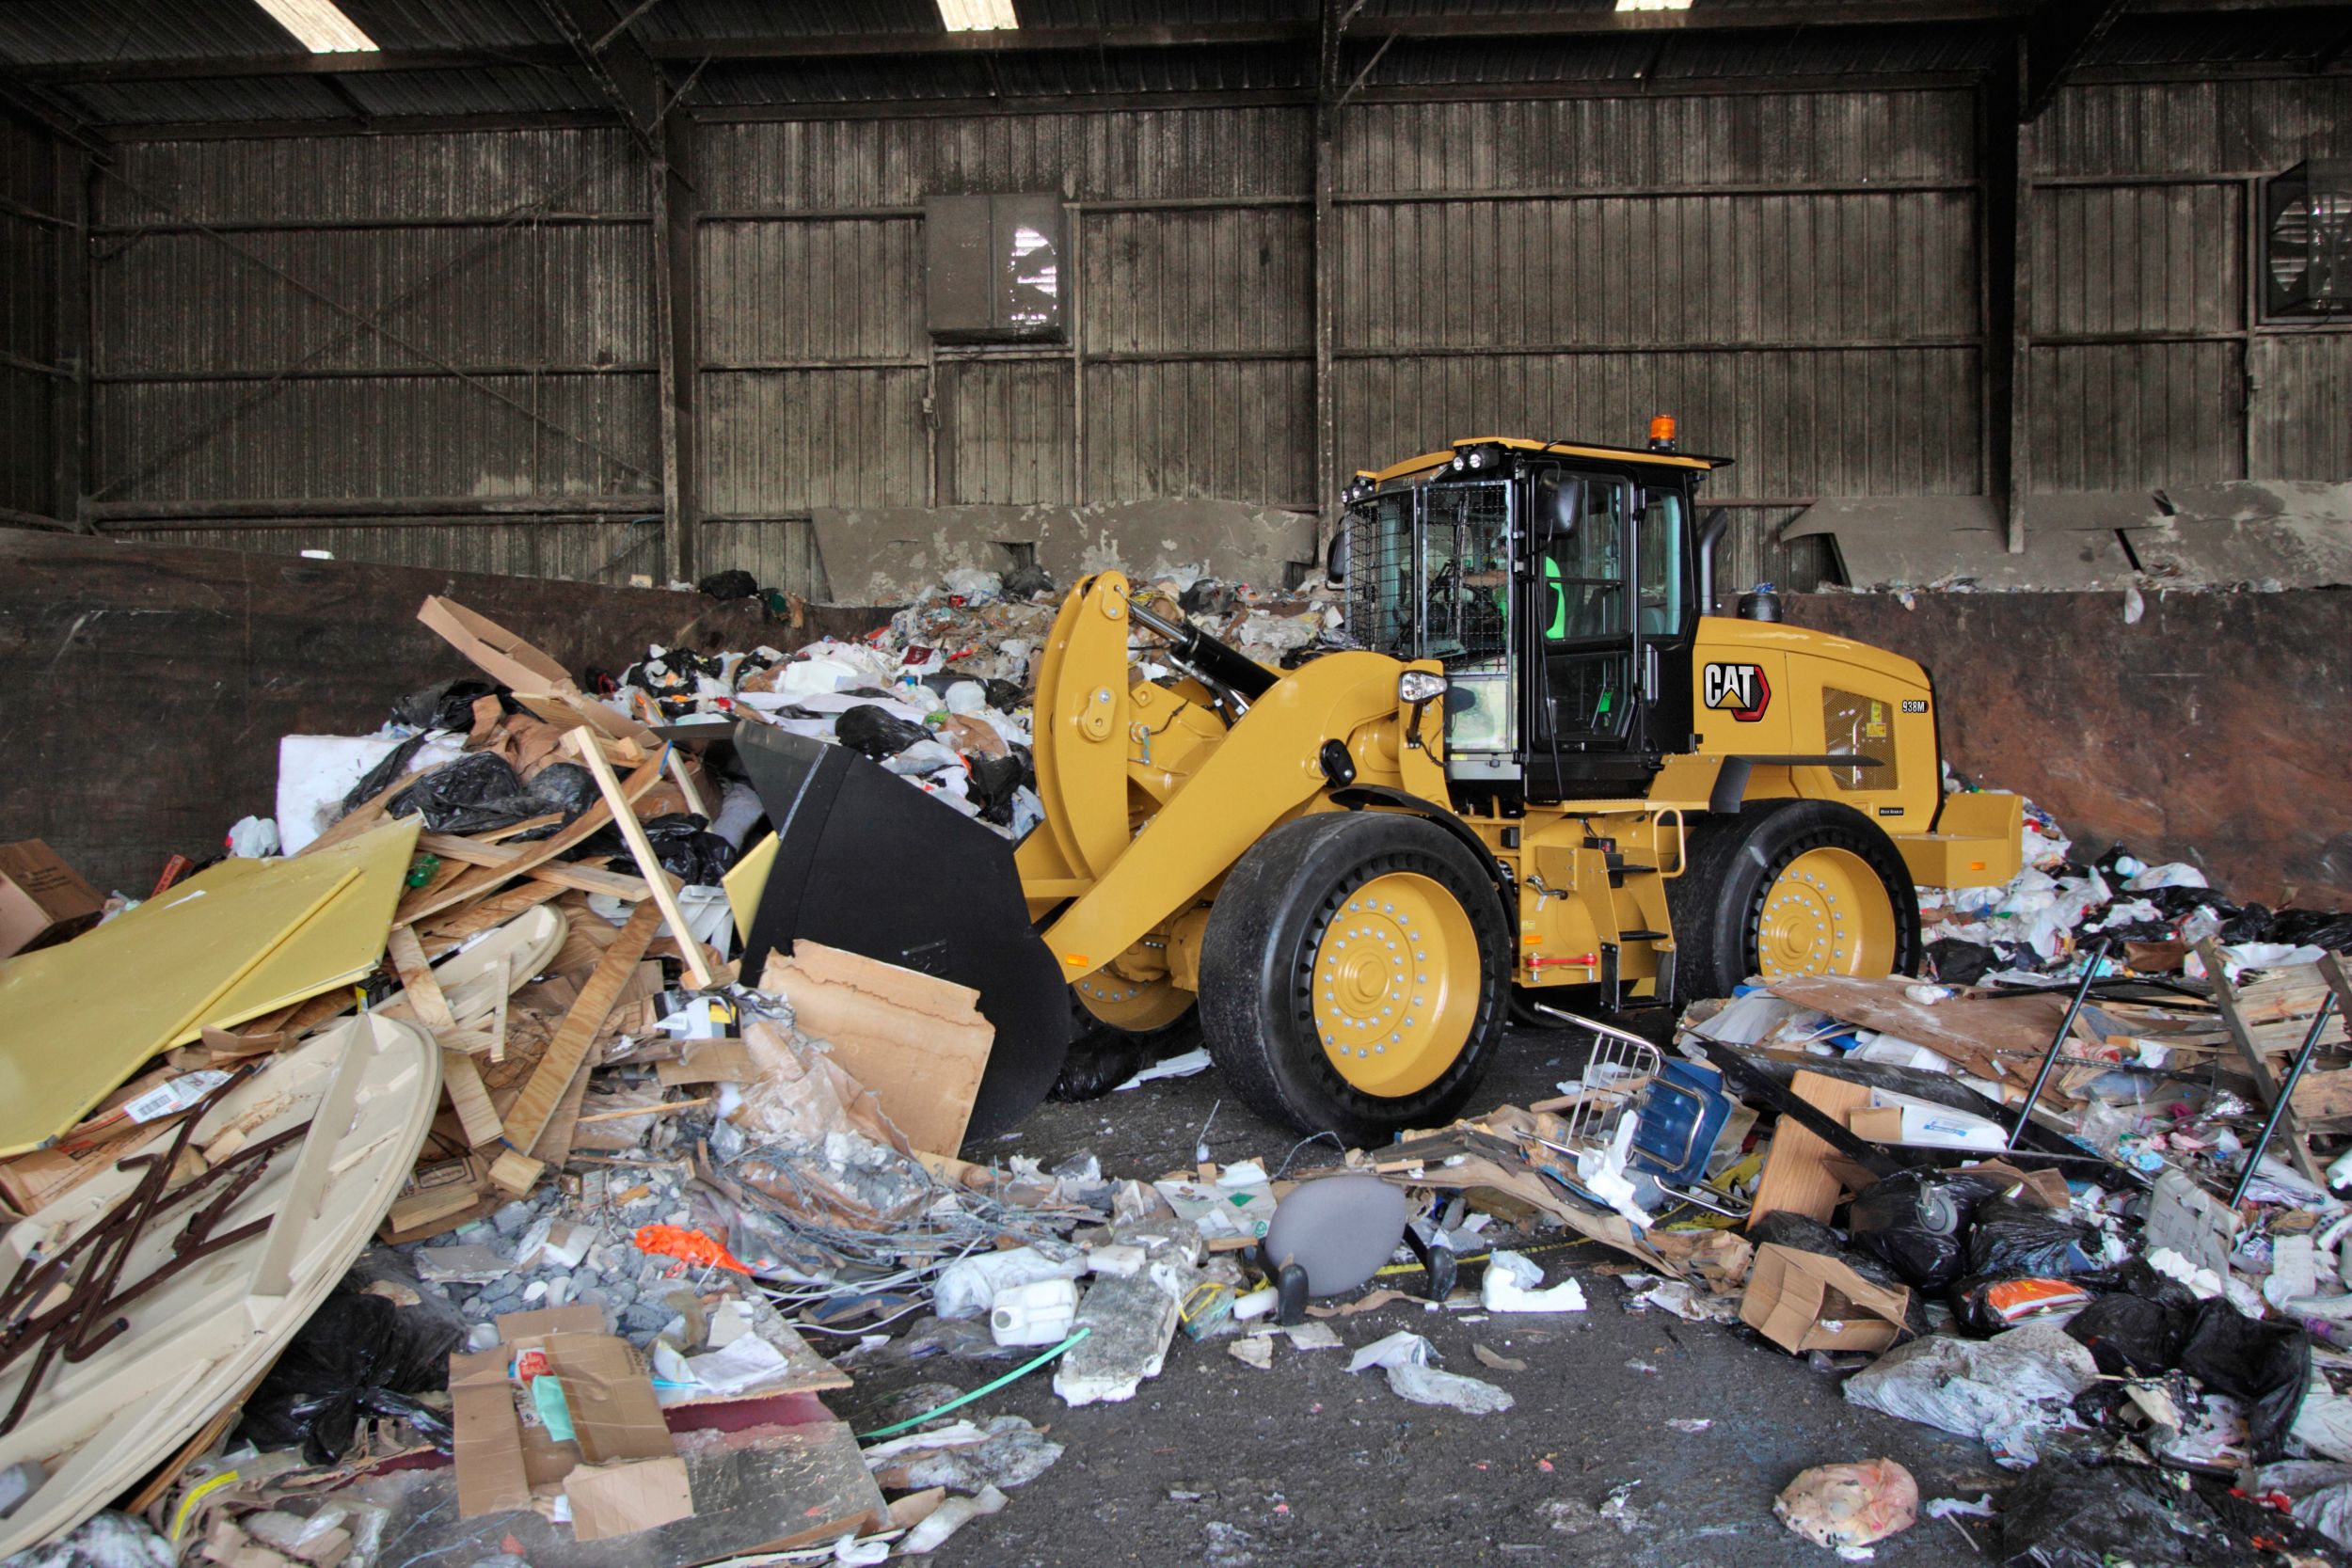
[0,840,103,959]
[1849,1092,2007,1152]
[761,942,995,1158]
[1739,1243,1911,1354]
[451,1307,693,1538]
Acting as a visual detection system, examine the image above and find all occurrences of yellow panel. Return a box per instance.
[169,816,423,1040]
[723,830,778,941]
[0,818,419,1156]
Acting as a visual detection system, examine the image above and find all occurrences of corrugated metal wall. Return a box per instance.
[54,71,2352,593]
[0,115,57,525]
[86,125,665,582]
[692,106,1315,530]
[2025,76,2352,490]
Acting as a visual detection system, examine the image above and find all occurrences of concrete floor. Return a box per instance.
[829,1021,2009,1567]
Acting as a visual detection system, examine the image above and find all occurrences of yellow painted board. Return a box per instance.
[162,817,422,1044]
[0,820,420,1156]
[723,830,777,941]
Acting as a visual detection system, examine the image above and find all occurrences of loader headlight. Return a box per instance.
[1398,671,1447,704]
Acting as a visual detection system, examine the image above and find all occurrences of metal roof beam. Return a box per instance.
[532,0,669,154]
[2021,0,2130,119]
[14,48,577,86]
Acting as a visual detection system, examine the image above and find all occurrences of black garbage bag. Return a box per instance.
[698,568,760,600]
[1927,938,1994,986]
[1002,561,1054,598]
[1961,1198,2100,1282]
[237,1290,460,1465]
[580,812,738,887]
[388,753,599,837]
[1998,1460,2242,1568]
[523,761,597,826]
[2177,1297,2311,1462]
[338,733,432,818]
[835,704,933,760]
[2274,909,2352,952]
[967,754,1029,827]
[1848,1166,2013,1289]
[389,753,534,834]
[392,676,508,734]
[982,677,1027,709]
[1050,1032,1153,1101]
[2066,1292,2193,1376]
[2061,1258,2201,1375]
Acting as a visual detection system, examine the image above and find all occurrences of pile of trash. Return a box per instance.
[4,558,2347,1568]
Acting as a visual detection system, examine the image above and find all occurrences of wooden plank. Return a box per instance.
[576,1096,711,1125]
[500,900,663,1153]
[385,924,460,1037]
[528,861,658,901]
[419,833,523,868]
[1747,1070,1873,1229]
[441,1051,505,1147]
[398,756,663,924]
[2202,938,2328,1187]
[530,1059,597,1169]
[488,1148,546,1198]
[565,729,718,989]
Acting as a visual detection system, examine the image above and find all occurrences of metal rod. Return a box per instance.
[2231,992,2341,1209]
[2007,937,2108,1150]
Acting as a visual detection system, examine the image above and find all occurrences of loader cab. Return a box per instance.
[1339,433,1725,806]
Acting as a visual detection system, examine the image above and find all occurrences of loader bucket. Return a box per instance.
[733,721,1073,1142]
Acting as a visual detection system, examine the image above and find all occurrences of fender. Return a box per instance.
[1327,784,1516,925]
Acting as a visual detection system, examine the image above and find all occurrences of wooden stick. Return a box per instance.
[385,925,459,1037]
[489,957,510,1065]
[440,1051,505,1147]
[501,900,663,1152]
[564,728,717,989]
[665,744,710,819]
[575,1096,713,1125]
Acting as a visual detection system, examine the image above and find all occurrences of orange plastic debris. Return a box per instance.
[633,1223,754,1275]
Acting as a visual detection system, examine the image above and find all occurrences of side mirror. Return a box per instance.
[1530,476,1582,543]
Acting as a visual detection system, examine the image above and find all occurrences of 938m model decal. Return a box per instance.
[1702,661,1772,721]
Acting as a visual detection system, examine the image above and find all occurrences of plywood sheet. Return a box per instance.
[1746,1069,1873,1228]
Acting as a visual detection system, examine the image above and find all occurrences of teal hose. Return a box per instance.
[855,1326,1091,1440]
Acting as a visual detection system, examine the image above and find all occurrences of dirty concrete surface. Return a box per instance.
[831,1021,2002,1568]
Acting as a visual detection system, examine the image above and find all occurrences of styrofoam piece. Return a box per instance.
[0,1016,440,1557]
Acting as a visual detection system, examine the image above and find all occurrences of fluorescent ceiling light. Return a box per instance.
[937,0,1019,31]
[1616,0,1694,10]
[254,0,380,54]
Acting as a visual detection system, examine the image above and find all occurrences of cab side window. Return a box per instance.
[1635,491,1685,637]
[1539,481,1626,643]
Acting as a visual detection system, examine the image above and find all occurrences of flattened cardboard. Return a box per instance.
[449,1348,531,1519]
[1746,1070,1872,1228]
[1740,1243,1911,1354]
[0,840,103,958]
[544,1334,674,1464]
[764,942,994,1157]
[564,1456,693,1543]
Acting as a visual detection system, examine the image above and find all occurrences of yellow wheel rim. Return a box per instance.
[1755,847,1899,980]
[1311,871,1478,1098]
[1076,972,1194,1033]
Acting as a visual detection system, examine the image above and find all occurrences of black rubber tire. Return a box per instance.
[1665,797,1921,1006]
[1198,812,1512,1139]
[1048,1000,1200,1102]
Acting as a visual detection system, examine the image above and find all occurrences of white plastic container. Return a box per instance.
[989,1277,1081,1347]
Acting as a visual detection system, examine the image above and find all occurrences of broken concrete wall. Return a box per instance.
[808,500,1319,603]
[1785,587,2352,911]
[0,531,887,893]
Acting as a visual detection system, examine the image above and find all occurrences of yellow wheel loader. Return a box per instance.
[730,427,2025,1143]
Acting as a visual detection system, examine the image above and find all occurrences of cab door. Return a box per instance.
[1524,471,1691,799]
[1525,472,1638,798]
